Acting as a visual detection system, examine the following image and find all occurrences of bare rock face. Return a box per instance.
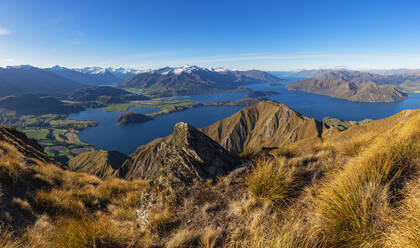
[118,122,240,184]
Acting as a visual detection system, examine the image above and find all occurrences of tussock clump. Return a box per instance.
[148,208,177,237]
[199,226,223,248]
[314,132,419,247]
[247,158,304,205]
[384,183,420,248]
[0,223,23,248]
[343,137,372,157]
[50,217,131,248]
[166,228,200,248]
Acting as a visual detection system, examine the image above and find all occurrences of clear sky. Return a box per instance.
[1,0,420,70]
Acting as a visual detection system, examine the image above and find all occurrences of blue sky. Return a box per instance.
[1,0,420,70]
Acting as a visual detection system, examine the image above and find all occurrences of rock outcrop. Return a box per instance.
[118,122,240,183]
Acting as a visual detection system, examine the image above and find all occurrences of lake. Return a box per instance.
[69,77,420,154]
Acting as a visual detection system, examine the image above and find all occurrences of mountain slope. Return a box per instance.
[0,66,85,97]
[68,150,128,179]
[0,125,53,163]
[286,71,408,102]
[117,66,280,96]
[201,100,322,155]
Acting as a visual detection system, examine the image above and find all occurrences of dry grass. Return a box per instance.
[50,217,132,248]
[0,223,23,248]
[246,158,304,205]
[384,183,420,248]
[166,228,200,248]
[148,207,177,237]
[343,137,372,157]
[313,132,419,247]
[199,226,223,248]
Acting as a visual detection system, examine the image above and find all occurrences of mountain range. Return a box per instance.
[117,65,280,96]
[0,65,281,98]
[286,71,410,102]
[0,65,85,97]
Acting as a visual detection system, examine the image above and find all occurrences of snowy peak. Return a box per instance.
[150,65,207,75]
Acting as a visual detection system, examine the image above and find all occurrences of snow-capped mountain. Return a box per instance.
[117,65,280,97]
[46,66,145,85]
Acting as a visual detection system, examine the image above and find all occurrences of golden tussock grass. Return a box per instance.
[383,183,420,248]
[49,216,132,248]
[313,130,419,247]
[246,158,304,205]
[0,223,23,248]
[166,228,200,248]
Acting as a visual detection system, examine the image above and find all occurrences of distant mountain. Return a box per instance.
[117,65,280,96]
[365,69,420,75]
[47,66,144,85]
[67,86,150,104]
[269,69,349,78]
[286,71,408,102]
[201,100,322,155]
[0,65,85,97]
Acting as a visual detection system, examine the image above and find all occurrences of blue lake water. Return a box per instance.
[69,105,242,154]
[69,77,420,154]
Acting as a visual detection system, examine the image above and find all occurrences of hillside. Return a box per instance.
[201,100,322,155]
[0,65,85,97]
[68,149,128,178]
[0,106,419,248]
[286,72,408,102]
[67,86,150,104]
[117,66,280,96]
[0,94,88,115]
